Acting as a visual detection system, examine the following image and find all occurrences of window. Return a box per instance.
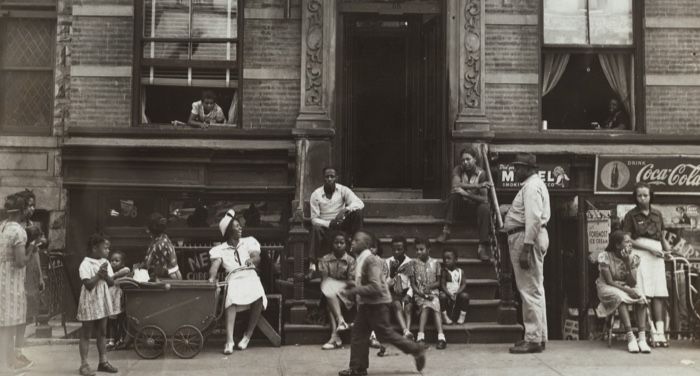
[135,0,243,127]
[541,0,640,131]
[0,1,56,134]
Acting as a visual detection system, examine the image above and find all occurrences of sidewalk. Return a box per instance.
[15,340,700,375]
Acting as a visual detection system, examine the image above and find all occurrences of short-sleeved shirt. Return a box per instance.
[145,234,179,278]
[79,257,114,280]
[209,237,261,273]
[622,206,665,241]
[318,252,355,281]
[598,251,640,283]
[191,100,226,124]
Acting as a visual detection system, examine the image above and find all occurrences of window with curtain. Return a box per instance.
[0,0,56,135]
[541,0,638,131]
[136,0,242,127]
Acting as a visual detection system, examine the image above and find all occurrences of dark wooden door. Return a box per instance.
[418,14,445,198]
[346,17,410,188]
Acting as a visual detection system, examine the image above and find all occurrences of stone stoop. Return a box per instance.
[282,192,523,344]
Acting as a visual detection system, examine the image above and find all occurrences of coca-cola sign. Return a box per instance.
[595,155,700,195]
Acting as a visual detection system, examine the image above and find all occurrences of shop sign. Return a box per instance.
[595,155,700,195]
[494,162,571,189]
[586,210,611,263]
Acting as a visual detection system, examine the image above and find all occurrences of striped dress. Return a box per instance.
[76,257,115,322]
[0,220,28,327]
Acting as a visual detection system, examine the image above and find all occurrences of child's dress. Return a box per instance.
[109,267,127,317]
[77,257,115,322]
[596,251,646,317]
[0,220,27,326]
[407,257,441,312]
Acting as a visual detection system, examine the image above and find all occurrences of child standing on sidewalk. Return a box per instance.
[107,250,130,350]
[439,249,470,325]
[77,234,118,376]
[406,237,446,349]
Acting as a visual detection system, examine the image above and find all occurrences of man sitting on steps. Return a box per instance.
[437,147,492,262]
[310,167,365,263]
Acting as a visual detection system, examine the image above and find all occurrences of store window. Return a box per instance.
[541,0,639,131]
[136,0,242,127]
[0,1,56,135]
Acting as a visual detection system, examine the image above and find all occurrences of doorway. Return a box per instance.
[339,12,446,197]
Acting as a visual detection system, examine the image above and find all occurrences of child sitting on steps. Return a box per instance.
[439,249,470,325]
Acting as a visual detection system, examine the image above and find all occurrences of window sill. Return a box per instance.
[66,125,294,140]
[492,131,700,145]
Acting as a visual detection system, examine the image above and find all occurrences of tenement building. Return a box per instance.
[1,0,698,342]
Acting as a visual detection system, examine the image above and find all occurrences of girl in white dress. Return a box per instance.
[77,234,118,376]
[208,210,266,354]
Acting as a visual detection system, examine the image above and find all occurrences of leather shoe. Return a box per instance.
[515,339,546,351]
[97,362,119,373]
[413,348,426,372]
[436,339,447,350]
[509,341,543,354]
[338,368,368,376]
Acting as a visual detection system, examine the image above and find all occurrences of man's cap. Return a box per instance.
[512,153,538,168]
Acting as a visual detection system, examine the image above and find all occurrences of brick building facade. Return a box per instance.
[2,0,699,341]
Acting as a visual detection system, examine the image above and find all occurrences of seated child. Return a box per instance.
[596,230,650,353]
[319,231,356,350]
[385,236,414,340]
[187,90,226,128]
[406,237,446,349]
[107,250,131,350]
[439,249,470,325]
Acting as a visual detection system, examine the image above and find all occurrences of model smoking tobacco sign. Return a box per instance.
[595,155,700,195]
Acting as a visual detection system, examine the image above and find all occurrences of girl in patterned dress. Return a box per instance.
[596,230,650,353]
[406,237,447,349]
[77,234,118,376]
[107,250,130,350]
[0,194,36,374]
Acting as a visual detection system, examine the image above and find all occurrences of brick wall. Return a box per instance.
[485,25,538,73]
[646,86,700,134]
[242,79,300,129]
[485,0,537,14]
[646,0,700,18]
[70,77,132,128]
[72,16,133,65]
[485,84,539,132]
[645,29,700,74]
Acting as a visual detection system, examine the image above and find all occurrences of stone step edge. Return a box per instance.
[284,298,502,308]
[284,322,523,331]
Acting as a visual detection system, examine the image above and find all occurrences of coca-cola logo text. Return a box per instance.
[636,163,700,187]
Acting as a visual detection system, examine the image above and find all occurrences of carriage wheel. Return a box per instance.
[171,325,204,359]
[134,325,167,359]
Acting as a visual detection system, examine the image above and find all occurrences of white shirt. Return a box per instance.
[79,257,114,280]
[503,173,551,245]
[385,255,413,296]
[208,237,261,273]
[310,183,364,228]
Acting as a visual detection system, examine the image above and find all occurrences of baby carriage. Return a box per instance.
[121,279,227,359]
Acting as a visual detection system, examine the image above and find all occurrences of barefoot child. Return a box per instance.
[319,231,356,349]
[406,237,446,349]
[77,234,118,376]
[107,250,130,350]
[439,249,470,325]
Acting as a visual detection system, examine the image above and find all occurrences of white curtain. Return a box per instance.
[598,54,634,128]
[542,53,570,96]
[228,90,238,126]
[141,88,150,124]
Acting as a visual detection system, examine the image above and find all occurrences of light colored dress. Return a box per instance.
[209,237,267,310]
[596,251,646,317]
[76,257,115,322]
[622,207,669,298]
[406,257,441,312]
[0,220,27,327]
[109,267,127,316]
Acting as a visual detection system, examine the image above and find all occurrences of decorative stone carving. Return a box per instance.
[304,0,323,107]
[463,0,481,109]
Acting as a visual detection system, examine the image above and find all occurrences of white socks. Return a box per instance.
[437,333,446,341]
[442,311,453,324]
[416,332,425,341]
[457,311,467,324]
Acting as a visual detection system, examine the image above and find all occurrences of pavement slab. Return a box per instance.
[13,340,700,376]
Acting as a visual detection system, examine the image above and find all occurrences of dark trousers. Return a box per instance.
[444,193,490,243]
[349,303,422,371]
[310,210,364,260]
[439,291,470,317]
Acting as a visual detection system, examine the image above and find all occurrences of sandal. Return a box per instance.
[321,340,342,350]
